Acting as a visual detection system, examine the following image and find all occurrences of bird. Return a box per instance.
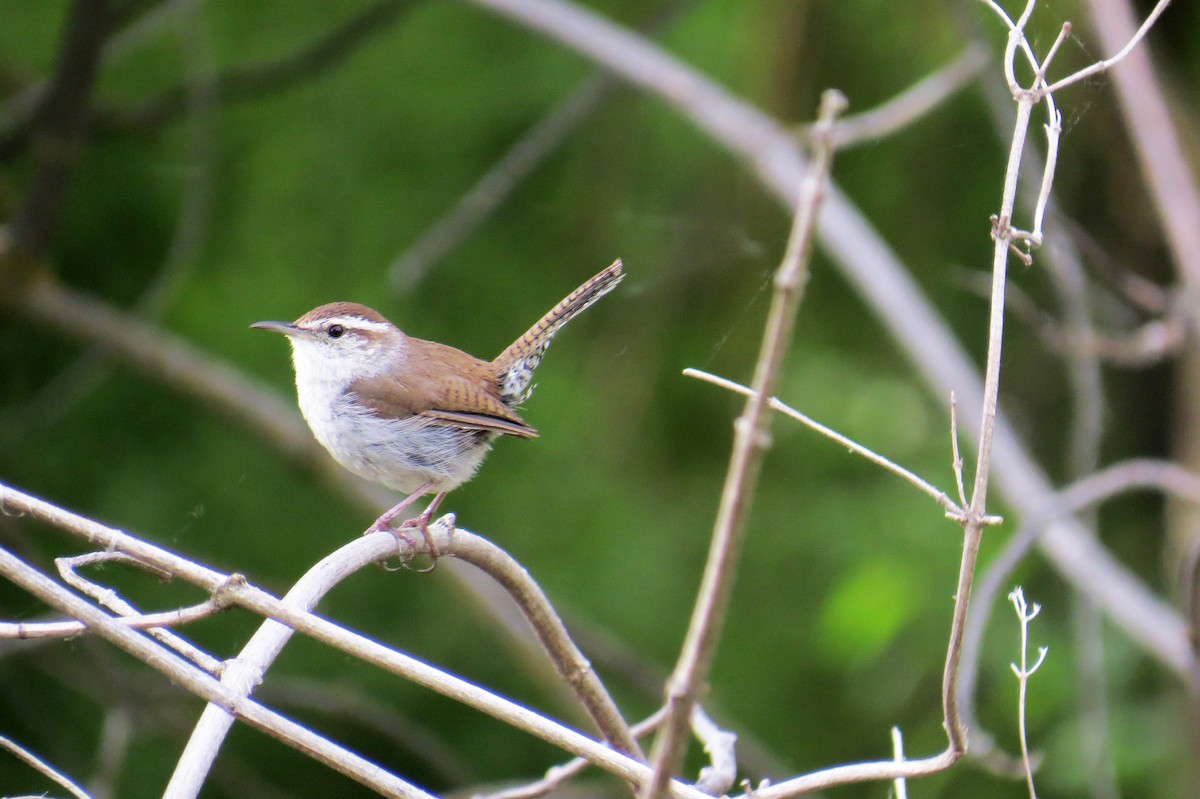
[252,260,624,553]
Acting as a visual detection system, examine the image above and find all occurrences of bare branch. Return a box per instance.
[817,45,988,148]
[683,368,965,518]
[477,711,665,799]
[0,544,433,799]
[57,552,228,674]
[0,605,223,641]
[1008,587,1046,799]
[1043,0,1173,95]
[448,534,644,761]
[950,393,970,510]
[690,706,737,796]
[642,89,846,799]
[0,733,92,799]
[0,483,703,799]
[175,517,642,796]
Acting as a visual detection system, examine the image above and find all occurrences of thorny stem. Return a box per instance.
[640,89,847,799]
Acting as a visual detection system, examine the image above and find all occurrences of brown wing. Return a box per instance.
[348,337,538,439]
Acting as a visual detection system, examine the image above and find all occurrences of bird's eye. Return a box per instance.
[327,324,345,339]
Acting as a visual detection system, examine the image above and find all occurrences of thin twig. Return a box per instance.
[816,45,988,148]
[57,552,228,674]
[476,711,666,799]
[1009,587,1047,799]
[0,733,92,799]
[950,392,970,510]
[1042,0,1173,95]
[690,706,737,795]
[174,519,643,798]
[641,89,847,799]
[890,727,908,799]
[0,605,224,640]
[958,458,1200,767]
[449,535,644,761]
[683,368,966,518]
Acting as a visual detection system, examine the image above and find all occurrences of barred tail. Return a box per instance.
[493,259,624,405]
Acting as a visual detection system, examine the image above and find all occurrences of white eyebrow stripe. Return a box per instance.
[305,316,392,332]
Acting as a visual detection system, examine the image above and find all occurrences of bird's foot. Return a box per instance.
[396,508,440,570]
[365,490,448,572]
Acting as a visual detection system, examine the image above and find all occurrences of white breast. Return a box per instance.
[289,338,493,494]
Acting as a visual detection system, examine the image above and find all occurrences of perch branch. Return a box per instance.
[0,483,695,799]
[0,544,433,799]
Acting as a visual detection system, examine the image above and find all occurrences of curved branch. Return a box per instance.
[0,484,681,798]
[451,534,644,760]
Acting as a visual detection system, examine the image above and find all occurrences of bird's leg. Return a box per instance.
[397,491,449,561]
[365,484,450,567]
[366,481,436,534]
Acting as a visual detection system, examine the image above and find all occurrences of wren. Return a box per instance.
[252,260,624,548]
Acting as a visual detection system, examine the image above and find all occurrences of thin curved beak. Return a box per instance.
[250,320,303,337]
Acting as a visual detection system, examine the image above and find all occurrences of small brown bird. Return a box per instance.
[252,260,624,547]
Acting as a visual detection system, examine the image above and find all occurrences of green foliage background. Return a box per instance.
[0,1,1193,797]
